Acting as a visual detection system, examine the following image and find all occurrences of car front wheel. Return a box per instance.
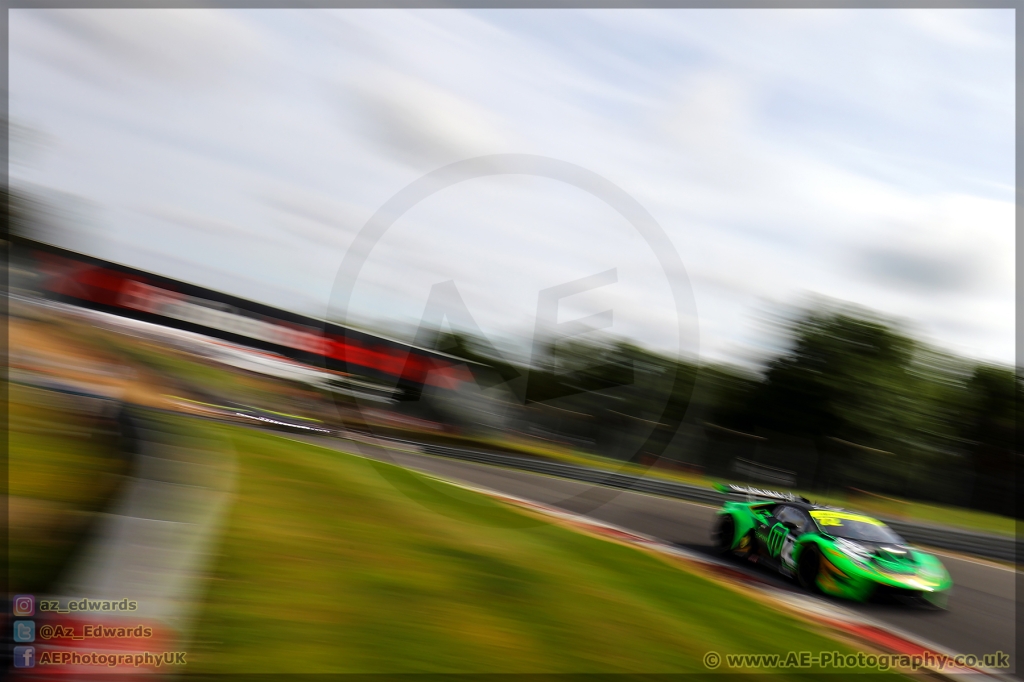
[797,546,821,592]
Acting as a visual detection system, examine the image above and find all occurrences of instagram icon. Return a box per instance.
[13,595,34,617]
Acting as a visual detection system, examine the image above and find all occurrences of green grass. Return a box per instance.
[99,330,278,401]
[187,424,905,676]
[9,383,128,593]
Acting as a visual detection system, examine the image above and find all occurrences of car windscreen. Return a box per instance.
[810,511,904,543]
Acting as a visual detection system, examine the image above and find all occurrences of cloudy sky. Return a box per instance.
[9,9,1015,368]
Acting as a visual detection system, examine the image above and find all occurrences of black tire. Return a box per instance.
[714,515,736,554]
[797,545,821,592]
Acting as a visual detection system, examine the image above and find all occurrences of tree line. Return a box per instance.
[431,303,1018,518]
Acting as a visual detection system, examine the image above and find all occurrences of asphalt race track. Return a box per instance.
[301,433,1017,675]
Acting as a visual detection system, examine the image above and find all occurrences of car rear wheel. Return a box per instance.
[797,546,821,592]
[714,515,735,553]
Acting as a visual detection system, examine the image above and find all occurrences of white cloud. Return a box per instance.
[8,8,1014,368]
[847,193,1013,297]
[900,8,1010,50]
[13,9,266,90]
[336,67,518,171]
[262,184,367,252]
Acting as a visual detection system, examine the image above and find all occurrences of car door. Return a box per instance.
[761,505,794,561]
[751,504,783,558]
[774,506,812,574]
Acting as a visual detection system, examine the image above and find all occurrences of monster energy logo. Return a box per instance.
[767,523,788,557]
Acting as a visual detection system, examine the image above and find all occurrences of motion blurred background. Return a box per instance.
[5,7,1017,675]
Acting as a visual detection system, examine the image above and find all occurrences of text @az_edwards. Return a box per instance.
[39,623,153,640]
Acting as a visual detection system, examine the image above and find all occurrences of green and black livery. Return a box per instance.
[712,483,952,608]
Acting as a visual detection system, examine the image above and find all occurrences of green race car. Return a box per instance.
[712,484,952,608]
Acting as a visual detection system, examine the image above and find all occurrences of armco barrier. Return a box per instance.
[403,439,1018,563]
[884,519,1018,563]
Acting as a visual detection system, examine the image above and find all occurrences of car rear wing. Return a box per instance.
[714,482,809,503]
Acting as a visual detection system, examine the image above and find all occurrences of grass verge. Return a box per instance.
[187,423,905,676]
[8,382,126,593]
